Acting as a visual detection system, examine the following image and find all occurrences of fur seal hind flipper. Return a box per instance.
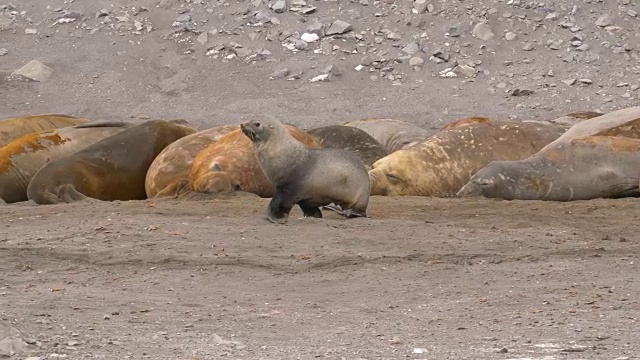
[73,121,131,129]
[323,204,367,218]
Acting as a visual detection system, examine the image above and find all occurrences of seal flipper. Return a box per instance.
[57,184,91,203]
[323,204,367,218]
[267,187,297,224]
[297,200,323,218]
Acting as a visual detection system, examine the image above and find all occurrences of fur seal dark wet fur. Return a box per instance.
[240,118,370,224]
[306,125,388,168]
[458,136,640,201]
[26,120,196,204]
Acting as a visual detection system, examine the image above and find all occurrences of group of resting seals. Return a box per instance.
[458,106,640,201]
[2,106,640,223]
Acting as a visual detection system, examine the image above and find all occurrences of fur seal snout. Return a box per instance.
[240,119,370,224]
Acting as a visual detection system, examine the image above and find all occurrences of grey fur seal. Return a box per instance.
[240,118,370,224]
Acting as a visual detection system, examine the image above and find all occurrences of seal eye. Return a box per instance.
[233,184,241,191]
[474,178,491,186]
[254,122,261,128]
[386,174,401,183]
[211,163,222,172]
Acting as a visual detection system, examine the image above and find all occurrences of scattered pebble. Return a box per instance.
[12,60,53,82]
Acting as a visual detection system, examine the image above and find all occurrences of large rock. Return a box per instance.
[12,60,54,82]
[472,22,495,41]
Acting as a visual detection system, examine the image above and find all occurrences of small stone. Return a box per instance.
[196,32,208,45]
[578,78,593,84]
[510,89,534,96]
[472,22,494,41]
[575,44,590,51]
[103,315,111,320]
[409,56,424,66]
[354,64,364,71]
[504,32,517,41]
[320,64,341,77]
[25,28,38,35]
[306,22,324,37]
[522,43,534,51]
[402,42,420,55]
[325,20,352,36]
[269,68,289,79]
[271,0,287,13]
[309,74,329,82]
[595,14,612,27]
[360,55,373,66]
[0,48,7,56]
[12,60,53,82]
[300,32,319,43]
[386,32,401,40]
[0,15,12,30]
[497,347,508,353]
[562,79,576,86]
[413,0,429,14]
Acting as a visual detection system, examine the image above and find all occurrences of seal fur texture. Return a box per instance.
[26,120,196,204]
[241,119,370,224]
[368,120,570,197]
[189,125,321,197]
[306,125,388,168]
[342,118,434,153]
[457,136,640,201]
[145,124,239,198]
[0,121,130,203]
[0,114,89,147]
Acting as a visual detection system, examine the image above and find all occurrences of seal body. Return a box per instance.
[189,125,321,197]
[368,120,569,196]
[458,136,640,201]
[537,106,640,152]
[145,124,239,198]
[241,119,370,224]
[0,121,129,203]
[441,117,495,130]
[0,114,89,147]
[306,125,388,168]
[343,118,434,153]
[27,120,196,204]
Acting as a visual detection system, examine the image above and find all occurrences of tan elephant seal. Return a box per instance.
[342,118,434,153]
[440,117,495,130]
[458,136,640,201]
[189,124,322,198]
[0,121,130,203]
[26,120,196,204]
[306,125,388,168]
[145,124,239,198]
[0,114,89,147]
[537,106,640,152]
[241,119,370,224]
[368,121,570,197]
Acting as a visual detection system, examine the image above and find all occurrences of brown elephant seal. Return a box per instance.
[537,106,640,152]
[240,118,370,224]
[458,136,640,201]
[0,121,130,203]
[0,114,89,147]
[441,117,495,130]
[342,118,434,153]
[145,124,239,198]
[189,124,322,198]
[306,125,388,168]
[26,120,196,204]
[368,121,570,197]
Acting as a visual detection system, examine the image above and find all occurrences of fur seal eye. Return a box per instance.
[211,163,222,172]
[233,184,241,191]
[254,122,261,127]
